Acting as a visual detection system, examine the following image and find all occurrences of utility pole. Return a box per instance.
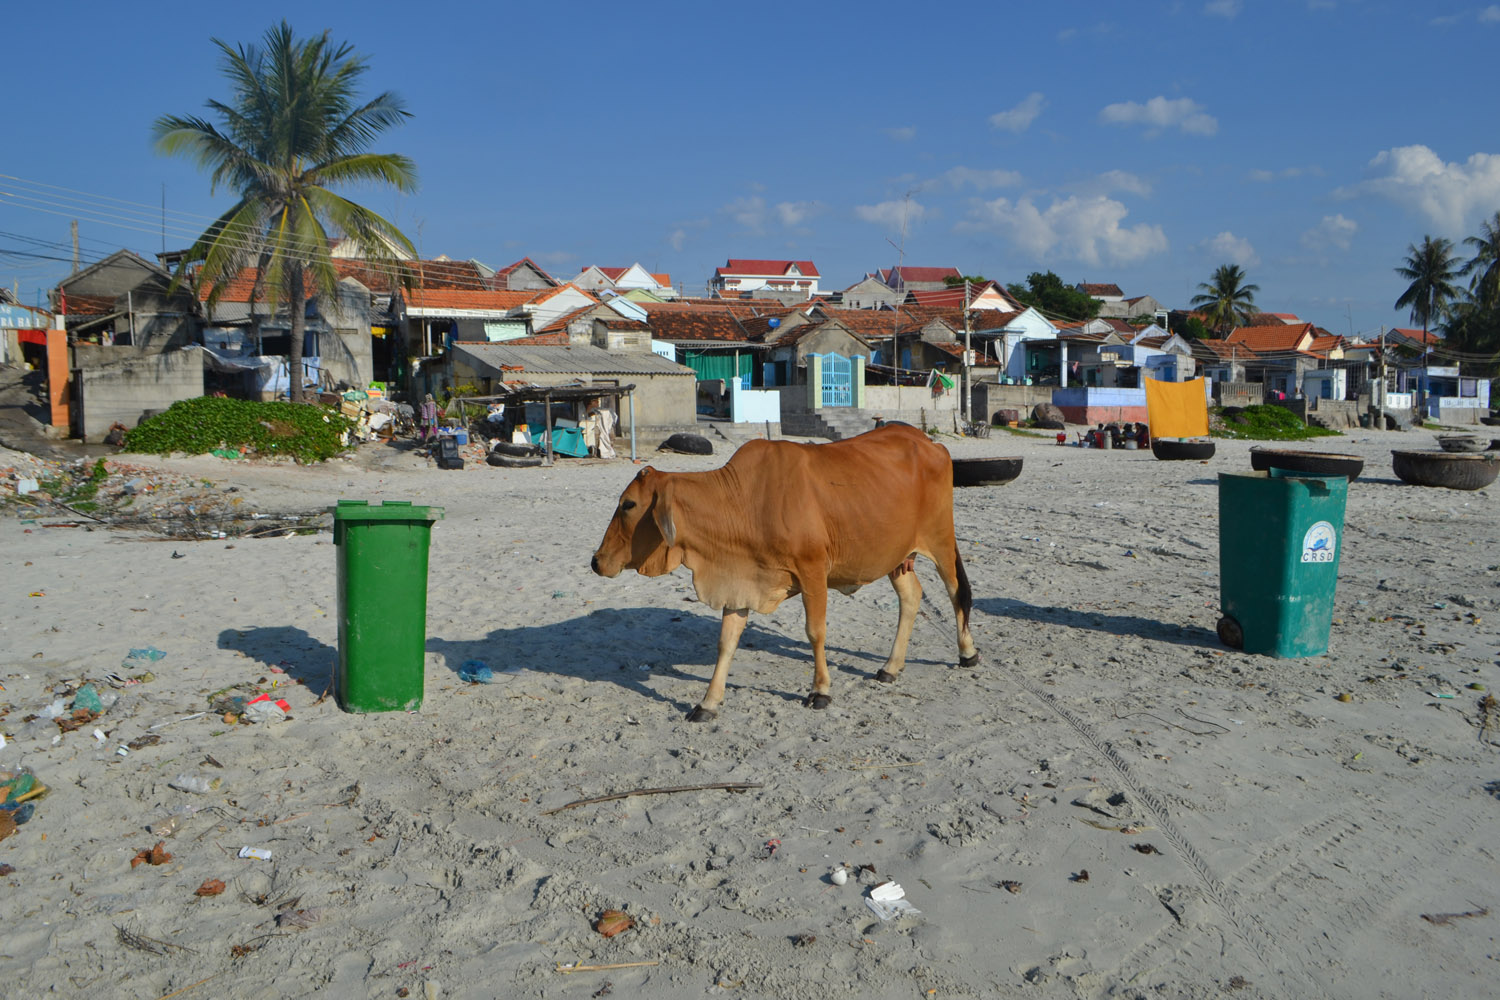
[1377,325,1387,431]
[962,279,973,424]
[71,220,79,274]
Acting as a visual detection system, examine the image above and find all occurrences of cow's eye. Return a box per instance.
[620,500,636,512]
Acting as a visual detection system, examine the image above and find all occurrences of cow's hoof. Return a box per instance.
[874,669,898,684]
[685,705,718,723]
[959,652,982,668]
[804,693,832,710]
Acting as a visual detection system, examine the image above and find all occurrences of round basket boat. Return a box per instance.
[1437,434,1487,453]
[952,456,1023,488]
[1249,447,1364,481]
[1151,438,1216,461]
[1390,450,1500,490]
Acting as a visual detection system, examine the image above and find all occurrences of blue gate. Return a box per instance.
[816,352,853,407]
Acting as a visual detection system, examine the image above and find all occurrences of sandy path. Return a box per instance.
[1,427,1496,999]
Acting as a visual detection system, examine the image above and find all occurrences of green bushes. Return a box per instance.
[123,397,357,463]
[1212,404,1340,441]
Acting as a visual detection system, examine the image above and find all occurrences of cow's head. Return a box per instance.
[591,466,684,578]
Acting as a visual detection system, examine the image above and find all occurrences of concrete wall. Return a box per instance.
[74,349,203,441]
[864,384,958,415]
[1052,386,1149,425]
[972,382,1055,423]
[1214,381,1260,408]
[729,376,781,423]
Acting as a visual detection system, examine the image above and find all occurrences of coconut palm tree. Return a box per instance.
[154,21,417,403]
[1189,264,1260,336]
[1460,210,1500,310]
[1393,236,1461,337]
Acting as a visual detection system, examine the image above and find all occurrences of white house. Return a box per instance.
[710,259,821,298]
[573,263,675,298]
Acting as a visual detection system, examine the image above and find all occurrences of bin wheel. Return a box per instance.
[1216,615,1244,650]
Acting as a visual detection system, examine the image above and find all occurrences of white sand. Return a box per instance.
[2,427,1497,999]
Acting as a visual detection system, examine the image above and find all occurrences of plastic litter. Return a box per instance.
[72,684,105,715]
[16,478,39,495]
[458,660,494,684]
[865,881,922,921]
[244,695,290,724]
[169,774,216,794]
[123,647,168,669]
[238,845,272,860]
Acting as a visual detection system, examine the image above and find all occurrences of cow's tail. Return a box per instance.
[953,546,973,620]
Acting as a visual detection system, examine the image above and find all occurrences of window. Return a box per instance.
[1460,378,1478,398]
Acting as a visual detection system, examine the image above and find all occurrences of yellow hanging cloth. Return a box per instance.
[1145,376,1210,438]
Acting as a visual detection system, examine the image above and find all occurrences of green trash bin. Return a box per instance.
[330,500,445,712]
[1216,470,1347,658]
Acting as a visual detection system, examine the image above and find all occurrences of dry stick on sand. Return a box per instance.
[558,961,661,974]
[1420,906,1489,926]
[541,782,763,816]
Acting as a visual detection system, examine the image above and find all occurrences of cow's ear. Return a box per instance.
[651,477,678,547]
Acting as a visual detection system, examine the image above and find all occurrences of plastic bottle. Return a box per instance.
[148,804,200,837]
[168,774,214,794]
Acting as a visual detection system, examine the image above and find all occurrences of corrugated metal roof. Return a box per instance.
[452,341,695,377]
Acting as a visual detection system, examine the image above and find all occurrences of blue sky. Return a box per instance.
[4,1,1499,339]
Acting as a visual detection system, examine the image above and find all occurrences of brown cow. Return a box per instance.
[590,423,979,721]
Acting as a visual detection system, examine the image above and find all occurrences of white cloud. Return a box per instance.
[775,200,824,226]
[1335,144,1500,232]
[1301,214,1358,251]
[724,195,766,232]
[989,93,1046,133]
[884,126,916,142]
[957,195,1168,266]
[1247,164,1323,182]
[1094,169,1152,196]
[534,250,577,267]
[668,228,687,252]
[1201,231,1260,268]
[930,166,1023,191]
[1205,0,1242,17]
[855,199,927,228]
[1481,5,1500,22]
[1099,96,1218,136]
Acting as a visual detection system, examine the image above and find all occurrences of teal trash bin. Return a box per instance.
[330,500,445,712]
[1216,470,1347,657]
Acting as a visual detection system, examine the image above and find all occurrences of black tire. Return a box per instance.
[658,433,713,455]
[490,440,540,458]
[487,452,544,468]
[1217,615,1244,650]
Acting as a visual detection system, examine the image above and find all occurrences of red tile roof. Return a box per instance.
[200,259,491,302]
[405,288,536,311]
[1225,322,1316,354]
[716,258,821,278]
[880,266,961,285]
[63,293,116,315]
[645,309,759,343]
[1079,283,1124,297]
[507,330,571,345]
[526,283,598,307]
[1391,327,1440,346]
[1193,339,1255,361]
[494,257,558,284]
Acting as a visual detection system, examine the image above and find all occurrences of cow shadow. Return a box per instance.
[426,606,853,712]
[216,626,336,690]
[973,596,1218,649]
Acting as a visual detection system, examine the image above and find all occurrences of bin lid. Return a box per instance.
[328,499,445,521]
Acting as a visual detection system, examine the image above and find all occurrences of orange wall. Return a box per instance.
[46,328,70,428]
